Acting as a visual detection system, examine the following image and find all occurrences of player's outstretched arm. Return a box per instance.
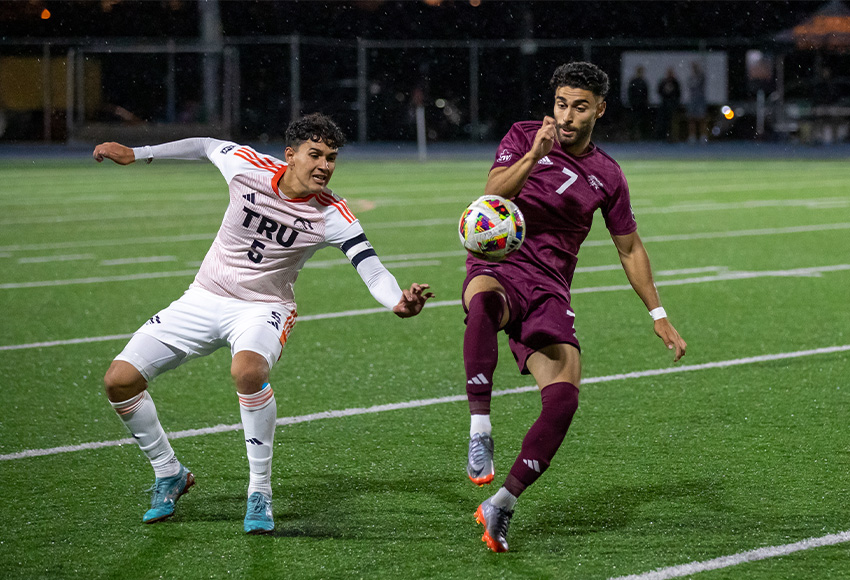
[93,142,135,165]
[612,231,687,362]
[392,283,434,318]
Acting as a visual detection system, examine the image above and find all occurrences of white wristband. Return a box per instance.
[649,307,667,321]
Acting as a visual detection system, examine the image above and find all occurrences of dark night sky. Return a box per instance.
[0,1,830,42]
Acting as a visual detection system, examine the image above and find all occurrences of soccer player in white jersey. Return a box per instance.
[93,113,433,534]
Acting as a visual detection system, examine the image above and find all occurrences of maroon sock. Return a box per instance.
[464,292,504,415]
[504,382,579,497]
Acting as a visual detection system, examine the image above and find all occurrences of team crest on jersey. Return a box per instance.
[220,144,236,155]
[587,175,604,190]
[497,149,513,163]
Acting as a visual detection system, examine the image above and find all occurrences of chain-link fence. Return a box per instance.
[0,35,842,145]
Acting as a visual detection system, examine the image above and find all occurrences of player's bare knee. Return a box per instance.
[230,350,269,395]
[231,360,269,394]
[103,361,146,402]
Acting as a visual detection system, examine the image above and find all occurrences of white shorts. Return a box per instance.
[115,286,296,381]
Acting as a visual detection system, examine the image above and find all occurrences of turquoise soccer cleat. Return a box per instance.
[243,492,274,535]
[142,464,195,524]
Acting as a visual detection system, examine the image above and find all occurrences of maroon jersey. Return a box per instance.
[467,120,637,291]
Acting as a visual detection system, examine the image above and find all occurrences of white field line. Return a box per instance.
[2,221,849,257]
[2,261,847,294]
[0,270,199,290]
[0,206,226,226]
[304,250,466,268]
[3,221,848,256]
[2,264,849,351]
[655,266,726,276]
[0,260,439,290]
[0,167,845,205]
[0,304,428,351]
[1,344,847,463]
[376,259,442,269]
[18,254,95,264]
[635,197,849,214]
[0,176,830,206]
[609,529,850,580]
[100,256,177,266]
[3,192,847,217]
[582,222,850,247]
[4,195,847,228]
[0,232,217,253]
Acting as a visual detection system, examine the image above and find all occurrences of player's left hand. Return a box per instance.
[392,283,434,318]
[93,142,136,165]
[654,318,687,362]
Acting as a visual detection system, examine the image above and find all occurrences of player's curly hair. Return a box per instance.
[285,112,347,150]
[550,62,609,98]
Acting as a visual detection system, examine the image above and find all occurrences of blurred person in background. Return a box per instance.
[686,62,708,143]
[656,67,681,141]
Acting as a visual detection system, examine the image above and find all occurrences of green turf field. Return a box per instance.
[1,153,848,579]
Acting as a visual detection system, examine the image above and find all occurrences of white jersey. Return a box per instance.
[133,138,402,310]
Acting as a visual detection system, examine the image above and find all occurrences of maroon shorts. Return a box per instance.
[462,263,580,375]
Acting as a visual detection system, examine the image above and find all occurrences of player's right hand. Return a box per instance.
[392,283,434,318]
[531,116,556,161]
[93,142,135,165]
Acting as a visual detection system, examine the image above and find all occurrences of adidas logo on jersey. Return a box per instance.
[242,193,256,204]
[467,373,489,386]
[522,459,541,472]
[537,156,554,165]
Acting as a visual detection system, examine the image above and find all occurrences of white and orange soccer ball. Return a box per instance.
[458,195,525,261]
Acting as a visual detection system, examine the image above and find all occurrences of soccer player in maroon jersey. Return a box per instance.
[464,62,687,552]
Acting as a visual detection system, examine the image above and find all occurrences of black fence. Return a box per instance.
[0,35,846,145]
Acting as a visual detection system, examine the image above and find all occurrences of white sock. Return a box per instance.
[111,391,180,478]
[491,486,518,512]
[239,383,276,499]
[470,413,492,437]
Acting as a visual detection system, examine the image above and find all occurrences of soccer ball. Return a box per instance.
[458,195,525,261]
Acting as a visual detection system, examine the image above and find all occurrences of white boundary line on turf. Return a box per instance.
[4,194,847,221]
[1,222,849,254]
[2,264,849,351]
[609,530,850,580]
[1,344,848,462]
[583,222,850,247]
[4,260,848,291]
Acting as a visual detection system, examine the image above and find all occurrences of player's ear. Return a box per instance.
[284,146,296,164]
[596,100,607,119]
